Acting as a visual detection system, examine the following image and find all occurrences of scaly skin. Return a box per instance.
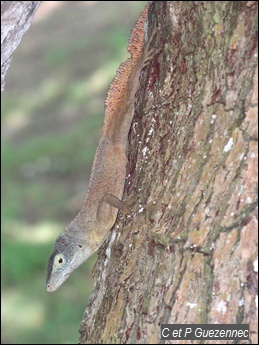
[46,2,155,292]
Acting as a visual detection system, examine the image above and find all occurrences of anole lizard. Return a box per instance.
[46,2,156,292]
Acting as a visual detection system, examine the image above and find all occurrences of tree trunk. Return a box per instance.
[79,1,258,344]
[1,1,41,91]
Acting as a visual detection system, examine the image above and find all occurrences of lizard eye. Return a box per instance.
[54,253,66,268]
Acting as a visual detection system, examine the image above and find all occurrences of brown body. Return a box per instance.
[74,137,127,249]
[46,3,154,292]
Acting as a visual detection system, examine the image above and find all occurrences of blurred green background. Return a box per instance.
[1,1,147,343]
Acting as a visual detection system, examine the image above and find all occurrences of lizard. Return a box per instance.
[46,2,156,292]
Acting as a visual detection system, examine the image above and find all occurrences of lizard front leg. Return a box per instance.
[103,193,132,214]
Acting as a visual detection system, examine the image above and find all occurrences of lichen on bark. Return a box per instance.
[79,2,258,344]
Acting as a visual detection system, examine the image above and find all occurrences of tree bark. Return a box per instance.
[78,1,258,344]
[1,1,41,91]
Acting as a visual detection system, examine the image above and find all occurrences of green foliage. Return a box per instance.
[1,1,147,344]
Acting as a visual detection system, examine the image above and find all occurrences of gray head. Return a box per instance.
[46,232,91,292]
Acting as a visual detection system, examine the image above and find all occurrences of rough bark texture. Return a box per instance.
[79,2,258,344]
[1,1,41,91]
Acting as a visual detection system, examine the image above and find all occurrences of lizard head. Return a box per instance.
[46,232,91,292]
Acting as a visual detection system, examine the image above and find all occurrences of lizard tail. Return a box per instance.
[104,2,150,129]
[127,2,150,60]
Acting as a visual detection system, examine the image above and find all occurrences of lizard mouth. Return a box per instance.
[46,283,55,293]
[46,272,70,292]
